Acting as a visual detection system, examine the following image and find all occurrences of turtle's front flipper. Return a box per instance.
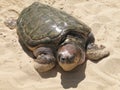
[33,47,56,72]
[86,43,110,61]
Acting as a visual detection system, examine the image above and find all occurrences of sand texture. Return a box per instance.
[0,0,120,90]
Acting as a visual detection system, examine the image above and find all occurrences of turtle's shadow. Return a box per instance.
[59,62,86,89]
[38,62,86,89]
[19,39,86,88]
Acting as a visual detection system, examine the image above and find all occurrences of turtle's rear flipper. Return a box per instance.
[4,17,17,29]
[86,43,110,61]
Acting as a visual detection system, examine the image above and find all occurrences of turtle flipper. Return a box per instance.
[4,17,17,29]
[33,47,56,72]
[86,43,110,61]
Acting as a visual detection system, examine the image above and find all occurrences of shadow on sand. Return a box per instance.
[38,62,86,89]
[59,62,86,89]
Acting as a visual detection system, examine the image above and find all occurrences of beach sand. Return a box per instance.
[0,0,120,90]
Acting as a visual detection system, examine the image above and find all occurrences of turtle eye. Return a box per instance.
[69,55,75,62]
[37,51,47,55]
[57,53,66,62]
[60,55,66,62]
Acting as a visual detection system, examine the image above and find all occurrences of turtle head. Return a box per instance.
[57,35,85,71]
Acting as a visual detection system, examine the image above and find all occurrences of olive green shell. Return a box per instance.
[17,2,91,49]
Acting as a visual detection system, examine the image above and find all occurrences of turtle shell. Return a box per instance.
[17,2,91,50]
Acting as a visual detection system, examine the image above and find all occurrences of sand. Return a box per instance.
[0,0,120,90]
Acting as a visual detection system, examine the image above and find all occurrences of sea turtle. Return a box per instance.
[5,2,109,72]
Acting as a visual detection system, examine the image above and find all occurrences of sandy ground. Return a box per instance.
[0,0,120,90]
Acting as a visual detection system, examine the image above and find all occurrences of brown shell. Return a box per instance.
[17,2,91,50]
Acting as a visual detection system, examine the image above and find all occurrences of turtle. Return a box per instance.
[5,2,109,72]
